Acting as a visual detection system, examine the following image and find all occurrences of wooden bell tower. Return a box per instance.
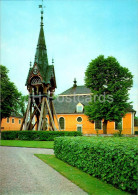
[20,2,60,131]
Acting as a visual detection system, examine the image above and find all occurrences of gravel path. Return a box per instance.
[0,146,87,195]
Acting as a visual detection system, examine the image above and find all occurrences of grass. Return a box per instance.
[35,154,130,195]
[0,140,54,149]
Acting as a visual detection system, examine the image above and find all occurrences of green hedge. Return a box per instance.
[1,131,19,140]
[1,131,82,141]
[54,137,138,193]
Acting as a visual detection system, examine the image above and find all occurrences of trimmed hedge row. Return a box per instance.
[54,137,138,193]
[1,131,82,141]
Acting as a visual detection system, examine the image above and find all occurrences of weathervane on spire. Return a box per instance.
[52,58,54,65]
[39,0,45,26]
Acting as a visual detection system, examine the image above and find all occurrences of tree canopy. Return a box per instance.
[16,94,28,116]
[84,55,133,133]
[0,65,26,121]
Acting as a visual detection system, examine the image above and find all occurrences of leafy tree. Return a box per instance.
[0,65,22,123]
[134,116,138,120]
[134,116,138,127]
[17,94,28,116]
[84,55,133,134]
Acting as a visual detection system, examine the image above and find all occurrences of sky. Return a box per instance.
[1,0,138,113]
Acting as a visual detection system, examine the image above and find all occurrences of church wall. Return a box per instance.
[1,117,23,131]
[54,114,95,134]
[122,112,133,135]
[1,113,133,134]
[47,112,133,135]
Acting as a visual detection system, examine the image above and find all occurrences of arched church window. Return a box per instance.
[59,117,65,130]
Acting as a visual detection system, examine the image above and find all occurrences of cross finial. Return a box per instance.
[52,58,54,65]
[73,78,77,87]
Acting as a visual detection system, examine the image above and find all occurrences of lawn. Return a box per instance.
[0,140,54,149]
[35,154,130,195]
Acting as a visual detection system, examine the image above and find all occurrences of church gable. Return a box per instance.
[26,63,42,86]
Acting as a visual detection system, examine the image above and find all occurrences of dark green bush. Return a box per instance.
[113,132,123,137]
[134,131,138,135]
[1,131,19,140]
[18,131,39,140]
[1,131,82,141]
[54,137,138,193]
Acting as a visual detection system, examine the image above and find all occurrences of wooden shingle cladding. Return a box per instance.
[25,15,56,89]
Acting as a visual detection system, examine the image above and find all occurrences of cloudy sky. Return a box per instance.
[1,0,138,113]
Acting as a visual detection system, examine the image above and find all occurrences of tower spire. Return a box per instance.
[26,0,57,90]
[35,0,48,68]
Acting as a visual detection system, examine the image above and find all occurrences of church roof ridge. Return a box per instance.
[59,85,91,95]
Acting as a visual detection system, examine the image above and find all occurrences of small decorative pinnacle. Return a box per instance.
[41,11,44,26]
[73,78,77,87]
[35,55,37,62]
[52,58,54,65]
[30,61,32,68]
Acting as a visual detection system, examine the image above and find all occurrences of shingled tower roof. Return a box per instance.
[26,9,56,88]
[34,13,48,77]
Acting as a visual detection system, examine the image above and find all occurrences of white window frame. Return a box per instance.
[7,117,10,123]
[76,116,83,123]
[77,124,82,132]
[12,118,15,124]
[19,119,21,124]
[76,103,83,113]
[59,116,65,130]
[114,119,123,130]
